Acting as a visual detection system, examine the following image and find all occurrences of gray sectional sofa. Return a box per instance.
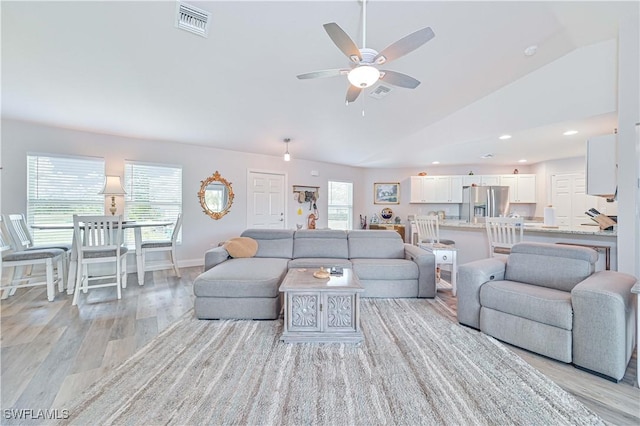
[193,229,436,320]
[457,242,637,381]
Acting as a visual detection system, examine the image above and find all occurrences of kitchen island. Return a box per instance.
[411,220,617,271]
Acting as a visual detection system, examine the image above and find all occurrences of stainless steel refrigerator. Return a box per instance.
[460,186,510,222]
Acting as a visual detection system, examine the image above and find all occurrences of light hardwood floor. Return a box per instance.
[1,268,638,425]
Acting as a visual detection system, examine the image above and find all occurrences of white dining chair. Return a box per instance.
[414,215,455,246]
[140,213,182,280]
[3,213,72,284]
[0,216,66,301]
[485,217,524,257]
[72,215,128,305]
[415,215,456,284]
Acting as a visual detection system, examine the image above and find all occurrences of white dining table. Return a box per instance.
[32,221,173,289]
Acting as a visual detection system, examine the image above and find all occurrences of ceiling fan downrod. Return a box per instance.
[361,0,368,49]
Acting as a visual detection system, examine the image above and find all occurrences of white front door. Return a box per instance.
[247,171,286,229]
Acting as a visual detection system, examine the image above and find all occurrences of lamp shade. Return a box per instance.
[99,175,126,195]
[347,65,380,88]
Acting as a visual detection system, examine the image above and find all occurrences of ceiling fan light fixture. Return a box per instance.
[348,65,380,88]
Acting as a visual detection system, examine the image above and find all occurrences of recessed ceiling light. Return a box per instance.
[518,159,528,163]
[563,130,578,136]
[499,134,512,140]
[431,161,440,164]
[524,45,538,57]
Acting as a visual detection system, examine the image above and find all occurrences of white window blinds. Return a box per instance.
[124,161,182,245]
[27,154,105,245]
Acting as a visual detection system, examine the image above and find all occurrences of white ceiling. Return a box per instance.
[2,1,635,168]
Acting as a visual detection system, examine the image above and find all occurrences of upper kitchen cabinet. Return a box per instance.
[410,176,462,203]
[500,174,536,203]
[586,134,617,198]
[410,176,432,203]
[462,175,501,187]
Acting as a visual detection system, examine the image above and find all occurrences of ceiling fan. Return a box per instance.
[297,0,435,104]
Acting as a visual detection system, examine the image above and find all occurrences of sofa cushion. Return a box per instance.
[351,258,418,280]
[293,229,348,259]
[223,237,258,258]
[505,242,597,292]
[240,229,294,259]
[348,230,405,259]
[480,280,573,330]
[193,258,289,298]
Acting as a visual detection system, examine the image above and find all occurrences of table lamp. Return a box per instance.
[99,175,126,215]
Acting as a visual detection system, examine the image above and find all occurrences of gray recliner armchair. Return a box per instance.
[457,242,637,381]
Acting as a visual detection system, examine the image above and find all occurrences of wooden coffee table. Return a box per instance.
[279,268,364,344]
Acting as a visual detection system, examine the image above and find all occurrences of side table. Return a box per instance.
[419,243,458,296]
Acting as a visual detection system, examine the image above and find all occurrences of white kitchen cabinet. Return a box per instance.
[446,176,463,203]
[410,176,461,203]
[586,134,617,198]
[462,175,482,187]
[500,174,536,203]
[462,175,501,187]
[480,175,501,186]
[410,176,432,203]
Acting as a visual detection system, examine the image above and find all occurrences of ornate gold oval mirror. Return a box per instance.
[198,171,234,220]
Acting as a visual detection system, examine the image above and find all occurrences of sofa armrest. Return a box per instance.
[457,257,507,329]
[404,244,436,298]
[204,247,230,271]
[571,271,637,380]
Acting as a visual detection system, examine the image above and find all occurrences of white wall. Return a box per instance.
[1,119,365,266]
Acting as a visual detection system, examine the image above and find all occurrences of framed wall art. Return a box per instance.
[374,182,400,204]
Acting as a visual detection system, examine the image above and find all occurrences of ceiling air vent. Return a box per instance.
[369,85,392,100]
[176,2,211,38]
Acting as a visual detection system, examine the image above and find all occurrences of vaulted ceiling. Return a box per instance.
[2,1,635,167]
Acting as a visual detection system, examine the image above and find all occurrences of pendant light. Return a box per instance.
[283,138,291,161]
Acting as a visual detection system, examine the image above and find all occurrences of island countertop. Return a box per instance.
[437,220,617,237]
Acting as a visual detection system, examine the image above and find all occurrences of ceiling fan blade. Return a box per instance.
[373,27,435,65]
[297,69,348,80]
[380,70,421,89]
[323,23,362,63]
[346,85,362,103]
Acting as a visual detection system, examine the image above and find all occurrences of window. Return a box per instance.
[27,154,105,245]
[327,181,353,230]
[124,161,182,245]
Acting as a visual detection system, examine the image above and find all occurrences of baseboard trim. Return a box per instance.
[125,258,203,274]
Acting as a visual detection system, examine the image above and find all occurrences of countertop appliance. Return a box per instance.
[460,186,510,222]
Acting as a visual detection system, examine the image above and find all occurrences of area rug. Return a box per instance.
[61,299,603,425]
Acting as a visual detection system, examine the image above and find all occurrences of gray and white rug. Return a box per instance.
[62,299,603,425]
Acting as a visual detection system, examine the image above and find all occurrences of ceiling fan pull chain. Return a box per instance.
[362,91,366,117]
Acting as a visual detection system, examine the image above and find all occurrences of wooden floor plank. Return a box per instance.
[1,267,637,425]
